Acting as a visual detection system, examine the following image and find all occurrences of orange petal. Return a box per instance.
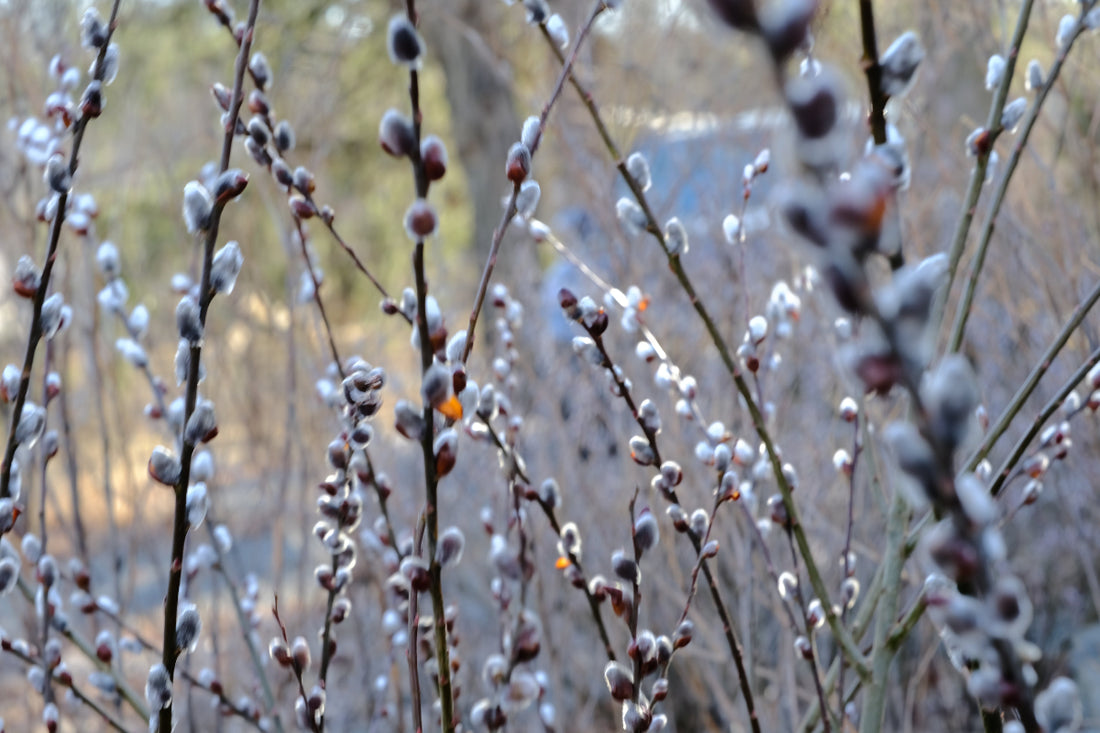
[438,394,463,420]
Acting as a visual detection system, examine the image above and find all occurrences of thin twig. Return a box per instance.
[159,2,261,729]
[857,490,909,733]
[858,0,887,147]
[212,7,402,312]
[578,321,764,732]
[204,518,285,733]
[835,412,862,721]
[937,0,1036,331]
[37,344,56,713]
[293,219,345,374]
[948,1,1085,353]
[273,597,322,733]
[539,24,868,684]
[857,0,905,271]
[401,0,456,725]
[461,1,605,365]
[990,344,1100,497]
[1,642,130,733]
[964,278,1100,473]
[0,0,123,500]
[15,576,150,720]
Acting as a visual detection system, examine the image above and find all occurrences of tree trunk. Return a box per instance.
[422,1,520,262]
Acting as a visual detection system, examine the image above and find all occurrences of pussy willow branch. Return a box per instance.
[159,1,260,730]
[990,344,1100,497]
[937,0,1035,323]
[857,490,908,733]
[292,218,345,375]
[204,517,284,732]
[306,195,405,313]
[0,0,122,501]
[461,1,604,365]
[15,575,150,720]
[316,533,343,732]
[857,0,905,271]
[732,492,822,704]
[858,295,1040,728]
[406,561,424,733]
[1,641,129,733]
[797,561,887,732]
[272,596,321,733]
[400,0,456,726]
[949,8,1088,353]
[470,330,618,659]
[505,474,535,680]
[537,24,868,683]
[624,492,643,706]
[94,586,274,730]
[103,279,284,733]
[477,415,617,661]
[53,298,87,564]
[837,414,862,715]
[583,326,763,733]
[37,346,56,712]
[965,277,1100,473]
[212,8,401,311]
[362,450,402,559]
[859,0,887,147]
[801,586,929,733]
[533,500,619,662]
[784,529,836,733]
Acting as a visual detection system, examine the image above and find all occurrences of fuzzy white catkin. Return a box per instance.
[1056,15,1076,49]
[984,54,1005,90]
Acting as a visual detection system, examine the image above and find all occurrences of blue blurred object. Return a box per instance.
[541,115,777,343]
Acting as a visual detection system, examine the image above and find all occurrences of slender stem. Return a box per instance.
[859,0,887,146]
[316,553,340,731]
[857,490,908,733]
[309,196,399,308]
[885,592,927,653]
[204,520,284,733]
[272,597,322,733]
[950,0,1087,353]
[159,3,260,730]
[411,235,455,729]
[95,597,271,729]
[857,0,906,271]
[965,278,1100,473]
[400,0,457,724]
[737,494,833,731]
[990,344,1100,496]
[837,415,862,718]
[461,2,604,365]
[541,25,868,681]
[796,562,890,733]
[1,642,130,733]
[935,0,1035,334]
[293,218,344,372]
[37,346,55,712]
[625,493,643,705]
[16,576,150,719]
[480,415,618,661]
[406,562,424,733]
[0,0,123,500]
[213,4,400,311]
[55,330,88,564]
[582,325,764,731]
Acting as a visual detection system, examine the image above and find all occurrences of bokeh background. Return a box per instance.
[2,0,1100,730]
